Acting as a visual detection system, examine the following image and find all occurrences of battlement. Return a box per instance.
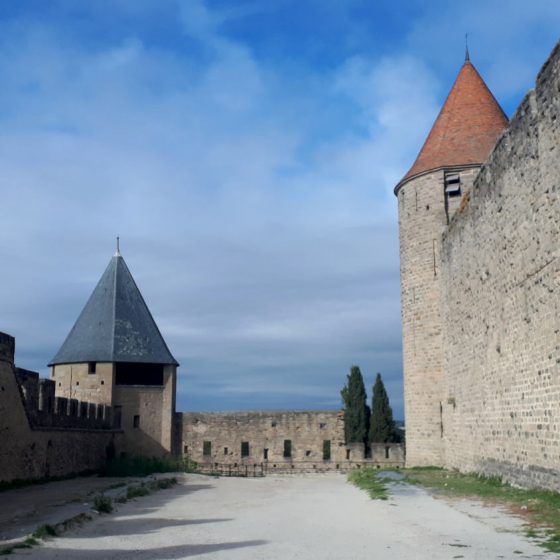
[0,331,15,364]
[15,367,119,430]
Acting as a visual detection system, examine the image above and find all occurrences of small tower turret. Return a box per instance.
[49,249,179,457]
[395,56,507,466]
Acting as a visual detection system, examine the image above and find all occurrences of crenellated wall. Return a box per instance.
[440,42,560,490]
[0,332,122,484]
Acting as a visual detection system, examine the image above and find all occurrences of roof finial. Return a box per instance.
[115,236,121,257]
[465,33,470,62]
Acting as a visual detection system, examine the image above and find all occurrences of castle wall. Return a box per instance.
[114,364,176,457]
[52,362,115,405]
[0,333,121,484]
[180,411,404,472]
[397,166,478,466]
[440,43,560,490]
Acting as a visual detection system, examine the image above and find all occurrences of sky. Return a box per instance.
[0,1,558,419]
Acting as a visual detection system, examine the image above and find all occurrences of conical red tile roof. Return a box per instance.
[396,60,508,191]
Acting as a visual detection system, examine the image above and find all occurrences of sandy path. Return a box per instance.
[17,473,546,559]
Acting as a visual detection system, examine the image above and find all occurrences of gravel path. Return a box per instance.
[16,473,547,559]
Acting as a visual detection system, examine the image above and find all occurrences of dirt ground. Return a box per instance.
[8,473,548,559]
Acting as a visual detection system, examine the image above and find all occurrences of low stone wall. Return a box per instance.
[0,332,121,484]
[180,411,405,472]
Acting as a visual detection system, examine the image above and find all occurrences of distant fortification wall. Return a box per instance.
[180,411,404,472]
[0,332,121,483]
[440,43,560,489]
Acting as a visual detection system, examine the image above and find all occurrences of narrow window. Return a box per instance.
[323,440,331,461]
[283,439,292,458]
[385,446,390,459]
[183,445,188,454]
[133,415,140,428]
[264,448,269,460]
[346,449,351,460]
[203,441,212,456]
[444,173,461,197]
[114,406,122,428]
[224,447,228,455]
[241,442,249,457]
[88,362,96,374]
[305,450,311,457]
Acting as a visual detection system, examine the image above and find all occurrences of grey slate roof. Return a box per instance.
[49,254,178,366]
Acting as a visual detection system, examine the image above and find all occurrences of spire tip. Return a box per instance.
[114,236,121,257]
[465,33,470,62]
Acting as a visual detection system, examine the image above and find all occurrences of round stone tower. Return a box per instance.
[395,54,507,466]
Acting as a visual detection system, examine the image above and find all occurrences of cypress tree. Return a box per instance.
[369,373,401,443]
[340,365,368,444]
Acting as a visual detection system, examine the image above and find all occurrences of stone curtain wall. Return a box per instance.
[0,332,121,483]
[180,411,405,472]
[440,43,560,490]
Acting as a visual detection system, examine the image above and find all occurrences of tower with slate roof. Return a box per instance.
[49,246,178,457]
[395,53,508,466]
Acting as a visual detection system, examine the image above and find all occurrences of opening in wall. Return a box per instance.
[264,448,269,460]
[283,439,292,458]
[241,442,249,457]
[133,415,140,428]
[88,362,96,374]
[115,362,164,386]
[203,441,212,456]
[323,440,331,461]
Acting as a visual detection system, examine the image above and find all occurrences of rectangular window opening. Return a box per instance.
[203,441,212,456]
[283,439,292,458]
[114,406,122,428]
[445,173,462,197]
[115,362,164,386]
[88,362,96,374]
[323,440,331,461]
[133,415,140,429]
[241,441,249,457]
[224,447,228,455]
[385,446,390,459]
[346,449,351,460]
[183,445,188,454]
[264,448,269,460]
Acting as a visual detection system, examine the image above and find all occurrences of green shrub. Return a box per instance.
[93,495,113,513]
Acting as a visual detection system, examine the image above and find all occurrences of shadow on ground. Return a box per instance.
[28,478,268,558]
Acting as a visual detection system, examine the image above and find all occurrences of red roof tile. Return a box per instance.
[396,61,508,190]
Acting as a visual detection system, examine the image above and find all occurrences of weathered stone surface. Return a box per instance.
[0,332,121,483]
[440,42,560,491]
[180,411,404,471]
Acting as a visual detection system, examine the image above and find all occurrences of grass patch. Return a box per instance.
[348,467,389,500]
[93,494,113,513]
[100,456,197,477]
[126,484,151,499]
[32,524,56,539]
[125,477,177,501]
[402,468,560,553]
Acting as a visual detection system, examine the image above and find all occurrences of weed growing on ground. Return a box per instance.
[348,467,389,500]
[93,494,113,513]
[32,525,56,539]
[402,468,560,553]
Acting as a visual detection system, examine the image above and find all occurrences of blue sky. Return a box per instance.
[0,1,558,418]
